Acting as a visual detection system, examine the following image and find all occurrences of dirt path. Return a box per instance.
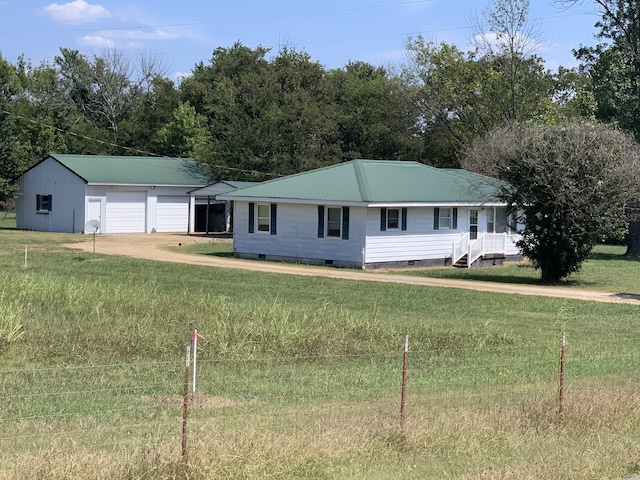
[65,233,640,306]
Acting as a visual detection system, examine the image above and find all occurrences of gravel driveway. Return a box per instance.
[66,233,640,306]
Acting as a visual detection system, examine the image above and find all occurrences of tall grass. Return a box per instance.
[1,229,640,479]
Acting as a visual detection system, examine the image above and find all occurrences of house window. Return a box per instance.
[249,202,276,235]
[381,207,408,231]
[486,208,495,233]
[439,208,452,229]
[36,194,52,213]
[387,209,399,230]
[434,207,457,230]
[257,204,270,232]
[327,207,341,238]
[495,207,508,233]
[319,206,349,239]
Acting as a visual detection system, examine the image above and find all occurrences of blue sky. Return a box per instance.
[0,0,602,81]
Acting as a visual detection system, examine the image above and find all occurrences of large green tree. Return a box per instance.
[556,0,640,255]
[181,42,420,179]
[463,122,638,282]
[326,61,422,162]
[0,54,22,204]
[403,0,555,166]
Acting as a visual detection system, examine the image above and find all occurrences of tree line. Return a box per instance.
[2,0,640,281]
[0,1,589,194]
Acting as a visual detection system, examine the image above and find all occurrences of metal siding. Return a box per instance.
[16,157,86,233]
[105,191,146,233]
[156,196,189,232]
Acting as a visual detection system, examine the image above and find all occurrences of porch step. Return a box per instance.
[454,255,468,268]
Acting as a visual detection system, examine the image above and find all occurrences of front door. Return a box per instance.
[469,209,478,240]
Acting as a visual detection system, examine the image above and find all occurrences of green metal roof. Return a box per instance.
[223,160,503,204]
[48,154,217,186]
[224,180,257,189]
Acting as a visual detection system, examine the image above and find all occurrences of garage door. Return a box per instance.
[156,196,189,232]
[105,191,146,233]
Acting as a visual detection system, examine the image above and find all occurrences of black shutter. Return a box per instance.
[317,206,324,238]
[401,208,407,231]
[342,206,350,240]
[380,208,387,231]
[452,208,458,229]
[248,202,255,233]
[36,195,41,210]
[434,207,440,230]
[270,203,277,235]
[49,195,52,211]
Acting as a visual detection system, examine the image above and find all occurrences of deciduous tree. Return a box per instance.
[463,121,639,282]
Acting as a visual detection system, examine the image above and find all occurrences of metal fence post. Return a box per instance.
[400,335,409,430]
[558,331,565,417]
[182,345,190,462]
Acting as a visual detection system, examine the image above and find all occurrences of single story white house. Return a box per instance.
[15,154,219,234]
[218,159,522,269]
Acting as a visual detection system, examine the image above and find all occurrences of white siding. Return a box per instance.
[105,191,146,233]
[365,206,461,263]
[365,206,522,263]
[16,157,86,233]
[156,196,189,232]
[231,202,522,267]
[233,202,366,264]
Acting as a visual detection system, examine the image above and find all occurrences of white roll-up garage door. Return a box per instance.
[156,196,189,232]
[105,191,146,233]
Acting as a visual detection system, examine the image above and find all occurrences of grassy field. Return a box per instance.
[179,235,640,294]
[1,224,640,479]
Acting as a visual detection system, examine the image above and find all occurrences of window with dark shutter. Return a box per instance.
[342,207,349,240]
[317,206,325,238]
[433,207,440,230]
[248,202,255,233]
[452,208,458,230]
[380,208,387,231]
[401,208,407,231]
[270,204,277,235]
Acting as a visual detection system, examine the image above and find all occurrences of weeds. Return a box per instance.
[1,229,640,478]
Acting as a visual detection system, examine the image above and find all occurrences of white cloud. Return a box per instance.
[97,28,179,41]
[80,35,116,48]
[78,28,178,51]
[42,0,111,24]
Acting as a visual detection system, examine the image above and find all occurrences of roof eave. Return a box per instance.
[87,183,207,188]
[218,196,506,207]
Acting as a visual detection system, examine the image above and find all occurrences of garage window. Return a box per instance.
[36,194,52,213]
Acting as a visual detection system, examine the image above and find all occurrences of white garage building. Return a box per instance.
[16,154,217,234]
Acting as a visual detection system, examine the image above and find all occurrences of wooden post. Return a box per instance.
[400,335,409,430]
[182,345,190,462]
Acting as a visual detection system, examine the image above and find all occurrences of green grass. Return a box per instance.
[177,237,640,295]
[1,228,640,479]
[0,211,16,229]
[396,243,640,294]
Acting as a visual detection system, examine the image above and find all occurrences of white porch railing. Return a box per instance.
[452,233,508,268]
[452,233,470,265]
